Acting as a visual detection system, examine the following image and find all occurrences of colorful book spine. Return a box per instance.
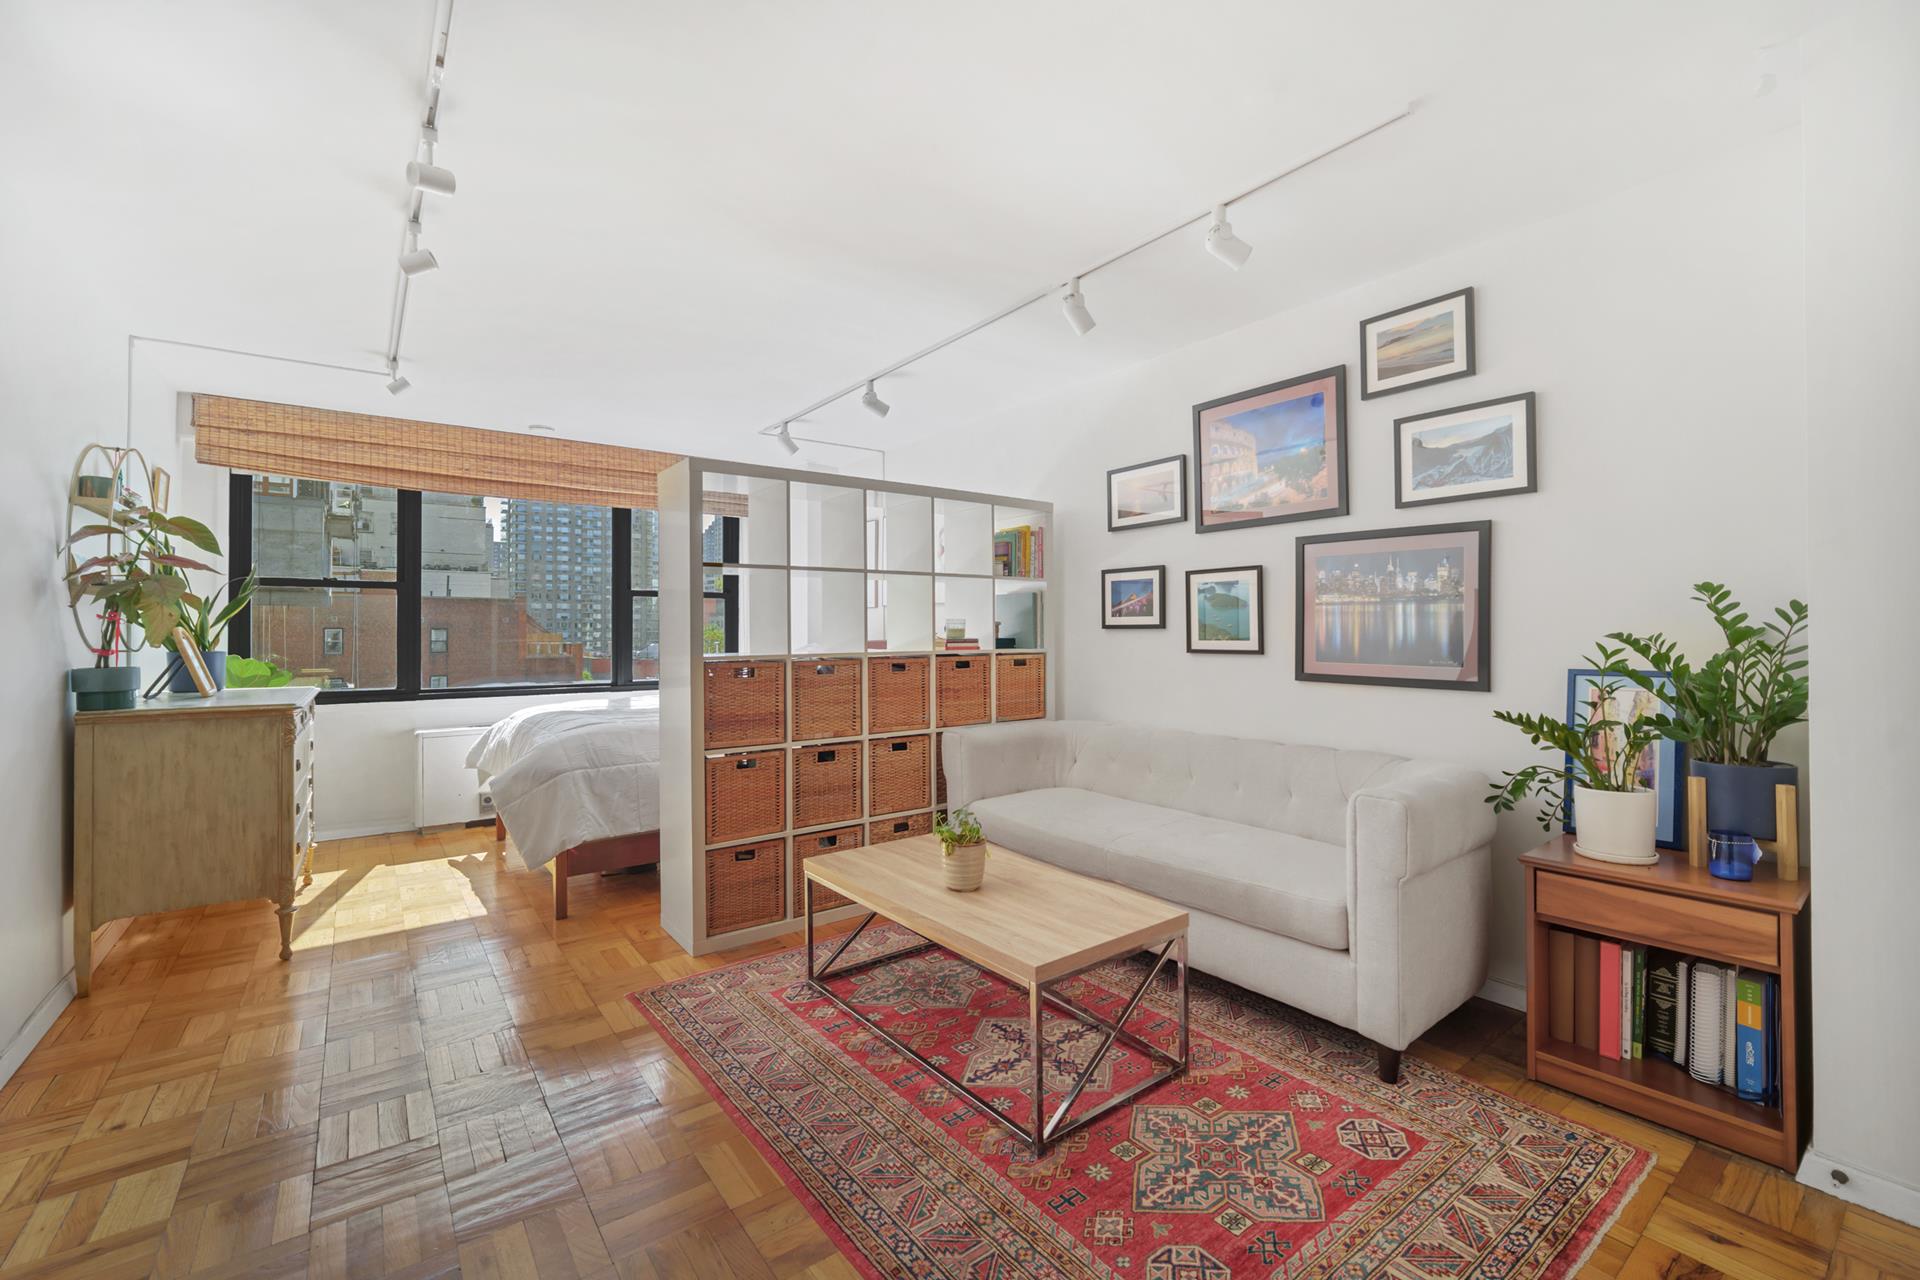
[1735,971,1767,1101]
[1599,941,1622,1061]
[1645,953,1680,1063]
[1632,946,1646,1060]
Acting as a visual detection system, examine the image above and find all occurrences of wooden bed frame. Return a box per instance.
[495,816,661,919]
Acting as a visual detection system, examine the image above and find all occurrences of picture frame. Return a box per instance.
[1101,565,1167,629]
[1394,392,1537,508]
[1106,455,1187,531]
[150,466,172,514]
[1185,565,1264,654]
[170,625,218,697]
[1359,286,1475,399]
[1563,668,1688,849]
[1192,366,1347,533]
[1295,520,1492,689]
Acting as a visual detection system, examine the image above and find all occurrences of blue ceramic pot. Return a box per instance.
[167,649,227,693]
[1689,759,1797,841]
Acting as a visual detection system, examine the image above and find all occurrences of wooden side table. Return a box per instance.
[1521,834,1811,1171]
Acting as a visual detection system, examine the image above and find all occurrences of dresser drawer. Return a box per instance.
[1535,870,1778,968]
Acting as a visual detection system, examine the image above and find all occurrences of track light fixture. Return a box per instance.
[1204,203,1253,270]
[774,423,800,456]
[407,160,457,197]
[860,380,890,418]
[1061,278,1096,336]
[399,247,439,276]
[385,360,410,395]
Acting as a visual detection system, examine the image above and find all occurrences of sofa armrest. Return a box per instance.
[1347,761,1496,1051]
[942,721,1083,810]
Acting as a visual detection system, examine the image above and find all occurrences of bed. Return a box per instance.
[466,692,661,918]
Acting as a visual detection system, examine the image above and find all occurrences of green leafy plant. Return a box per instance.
[1488,642,1669,831]
[225,654,293,688]
[1607,583,1808,766]
[65,489,225,664]
[934,806,983,852]
[173,569,257,655]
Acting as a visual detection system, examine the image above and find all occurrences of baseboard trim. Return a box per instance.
[316,817,413,842]
[1477,975,1527,1012]
[1798,1147,1920,1228]
[0,972,76,1087]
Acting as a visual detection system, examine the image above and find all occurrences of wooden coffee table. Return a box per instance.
[802,834,1189,1156]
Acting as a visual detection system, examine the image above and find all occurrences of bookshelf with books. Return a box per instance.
[1522,833,1811,1171]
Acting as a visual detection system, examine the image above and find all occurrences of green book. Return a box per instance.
[1631,947,1646,1060]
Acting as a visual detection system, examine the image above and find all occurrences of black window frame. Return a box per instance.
[229,474,734,705]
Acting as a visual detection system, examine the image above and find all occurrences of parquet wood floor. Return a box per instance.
[3,826,1913,1279]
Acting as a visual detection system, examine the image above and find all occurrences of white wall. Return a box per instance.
[898,131,1810,1001]
[1799,0,1920,1223]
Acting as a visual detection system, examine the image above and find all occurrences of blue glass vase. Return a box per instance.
[1707,830,1761,881]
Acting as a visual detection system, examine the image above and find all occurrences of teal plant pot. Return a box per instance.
[69,666,141,712]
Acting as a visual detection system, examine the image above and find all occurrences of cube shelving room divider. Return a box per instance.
[657,458,1054,956]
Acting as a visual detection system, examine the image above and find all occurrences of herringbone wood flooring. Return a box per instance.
[2,826,1913,1279]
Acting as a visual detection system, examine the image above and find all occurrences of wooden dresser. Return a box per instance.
[73,686,318,994]
[1522,834,1811,1170]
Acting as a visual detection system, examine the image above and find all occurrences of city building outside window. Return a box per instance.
[429,627,448,654]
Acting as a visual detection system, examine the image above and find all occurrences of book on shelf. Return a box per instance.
[1736,972,1767,1101]
[1631,946,1646,1060]
[992,524,1044,578]
[1598,940,1622,1062]
[1548,930,1575,1043]
[1573,934,1600,1051]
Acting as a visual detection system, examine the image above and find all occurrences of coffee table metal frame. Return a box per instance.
[803,878,1189,1157]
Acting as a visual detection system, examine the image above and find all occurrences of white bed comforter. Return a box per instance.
[465,693,661,870]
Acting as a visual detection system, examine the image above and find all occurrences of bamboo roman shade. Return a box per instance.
[192,395,693,510]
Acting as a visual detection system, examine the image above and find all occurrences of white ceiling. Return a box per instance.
[2,1,1810,471]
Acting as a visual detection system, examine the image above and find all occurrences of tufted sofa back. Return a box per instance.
[1058,722,1402,846]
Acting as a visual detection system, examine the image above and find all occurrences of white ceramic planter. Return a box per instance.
[1572,785,1659,865]
[943,842,986,891]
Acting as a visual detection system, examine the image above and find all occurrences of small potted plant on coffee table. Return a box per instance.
[935,807,988,892]
[1489,642,1669,865]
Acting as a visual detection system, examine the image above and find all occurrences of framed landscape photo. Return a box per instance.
[1359,287,1475,399]
[1186,565,1264,654]
[1563,667,1688,849]
[1192,367,1347,533]
[1295,521,1491,689]
[1106,455,1187,531]
[1101,565,1166,629]
[1394,392,1537,508]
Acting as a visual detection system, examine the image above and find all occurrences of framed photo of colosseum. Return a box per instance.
[1192,366,1347,534]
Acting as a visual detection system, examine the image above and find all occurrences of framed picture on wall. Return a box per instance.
[1186,565,1264,654]
[1359,287,1475,399]
[1102,565,1167,629]
[1295,521,1491,689]
[1394,392,1537,508]
[1563,667,1688,849]
[1106,455,1187,531]
[1192,366,1347,532]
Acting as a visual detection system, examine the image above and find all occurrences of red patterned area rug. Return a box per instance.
[633,927,1649,1279]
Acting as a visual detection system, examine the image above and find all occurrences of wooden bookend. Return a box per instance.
[1686,775,1709,868]
[1683,775,1800,880]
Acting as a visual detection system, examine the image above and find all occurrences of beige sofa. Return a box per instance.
[942,720,1494,1081]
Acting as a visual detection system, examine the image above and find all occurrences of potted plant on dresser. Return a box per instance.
[1611,582,1808,841]
[1489,642,1669,864]
[935,807,988,891]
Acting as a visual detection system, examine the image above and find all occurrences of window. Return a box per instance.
[231,475,702,701]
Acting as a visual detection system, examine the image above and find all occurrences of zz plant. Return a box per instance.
[1488,642,1668,831]
[1608,582,1808,766]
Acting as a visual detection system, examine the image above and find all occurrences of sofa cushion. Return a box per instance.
[971,787,1349,952]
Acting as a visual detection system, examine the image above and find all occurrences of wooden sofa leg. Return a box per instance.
[1375,1044,1402,1084]
[494,815,507,841]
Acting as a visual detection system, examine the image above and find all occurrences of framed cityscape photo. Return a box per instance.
[1102,565,1166,629]
[1563,667,1688,849]
[1359,286,1475,399]
[1296,521,1491,690]
[1395,392,1537,508]
[1186,565,1264,654]
[1106,455,1187,531]
[1192,366,1347,533]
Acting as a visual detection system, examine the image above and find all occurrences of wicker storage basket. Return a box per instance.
[869,734,931,815]
[869,812,932,844]
[704,749,785,843]
[706,839,785,934]
[935,655,991,727]
[792,659,861,741]
[792,824,862,911]
[868,656,930,733]
[995,653,1046,721]
[791,742,861,829]
[704,660,787,748]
